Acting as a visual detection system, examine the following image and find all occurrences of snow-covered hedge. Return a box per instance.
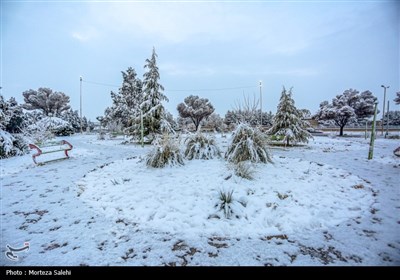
[0,130,28,158]
[184,133,220,160]
[25,117,73,144]
[38,117,74,136]
[225,123,272,164]
[146,135,184,168]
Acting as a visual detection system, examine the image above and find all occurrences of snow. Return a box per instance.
[1,134,399,265]
[78,156,373,238]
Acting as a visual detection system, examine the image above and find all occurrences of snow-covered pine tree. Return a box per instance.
[267,87,312,146]
[141,47,168,139]
[61,109,81,132]
[4,97,25,133]
[106,67,143,134]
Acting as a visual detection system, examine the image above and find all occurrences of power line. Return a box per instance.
[166,85,257,92]
[82,80,119,88]
[82,79,257,92]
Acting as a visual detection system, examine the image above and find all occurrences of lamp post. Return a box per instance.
[381,85,389,135]
[259,80,262,126]
[80,76,83,134]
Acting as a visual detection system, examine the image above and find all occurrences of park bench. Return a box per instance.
[28,140,73,165]
[394,146,400,157]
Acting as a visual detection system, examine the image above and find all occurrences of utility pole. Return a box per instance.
[385,100,390,138]
[368,101,379,160]
[140,110,144,147]
[80,76,83,134]
[381,85,389,135]
[259,80,262,126]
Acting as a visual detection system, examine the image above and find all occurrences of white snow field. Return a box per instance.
[1,134,399,266]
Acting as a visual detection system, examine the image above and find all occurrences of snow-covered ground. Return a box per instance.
[1,134,399,266]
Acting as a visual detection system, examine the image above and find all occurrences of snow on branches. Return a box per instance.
[315,89,378,136]
[267,87,312,146]
[177,95,215,132]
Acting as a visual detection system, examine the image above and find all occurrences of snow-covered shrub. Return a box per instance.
[233,161,255,180]
[146,134,184,168]
[184,133,220,160]
[216,189,234,219]
[225,123,272,164]
[25,117,73,144]
[41,117,73,136]
[0,130,28,158]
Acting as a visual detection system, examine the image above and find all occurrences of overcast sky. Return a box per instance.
[1,0,399,120]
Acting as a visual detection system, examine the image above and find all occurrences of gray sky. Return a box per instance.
[1,0,399,120]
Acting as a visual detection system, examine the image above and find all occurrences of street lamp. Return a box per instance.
[381,85,389,135]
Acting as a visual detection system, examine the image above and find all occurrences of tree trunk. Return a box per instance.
[339,125,344,136]
[286,137,290,146]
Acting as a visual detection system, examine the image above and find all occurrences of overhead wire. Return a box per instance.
[81,79,257,93]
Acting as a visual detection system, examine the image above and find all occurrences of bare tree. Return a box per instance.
[177,95,215,131]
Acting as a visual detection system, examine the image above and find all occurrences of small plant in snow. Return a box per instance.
[146,134,184,168]
[225,123,272,164]
[97,131,106,140]
[214,189,245,219]
[184,133,220,160]
[110,179,120,185]
[233,161,255,180]
[216,189,235,219]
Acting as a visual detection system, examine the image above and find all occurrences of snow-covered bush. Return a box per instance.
[214,189,244,219]
[225,123,272,164]
[146,134,184,168]
[216,189,234,219]
[233,161,255,180]
[42,117,74,136]
[184,133,220,160]
[0,130,28,158]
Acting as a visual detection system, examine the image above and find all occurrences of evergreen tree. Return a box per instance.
[108,67,143,132]
[61,109,81,132]
[315,89,377,136]
[0,94,10,130]
[141,47,168,138]
[177,95,214,131]
[394,92,400,105]
[5,97,25,133]
[22,87,70,116]
[267,87,312,146]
